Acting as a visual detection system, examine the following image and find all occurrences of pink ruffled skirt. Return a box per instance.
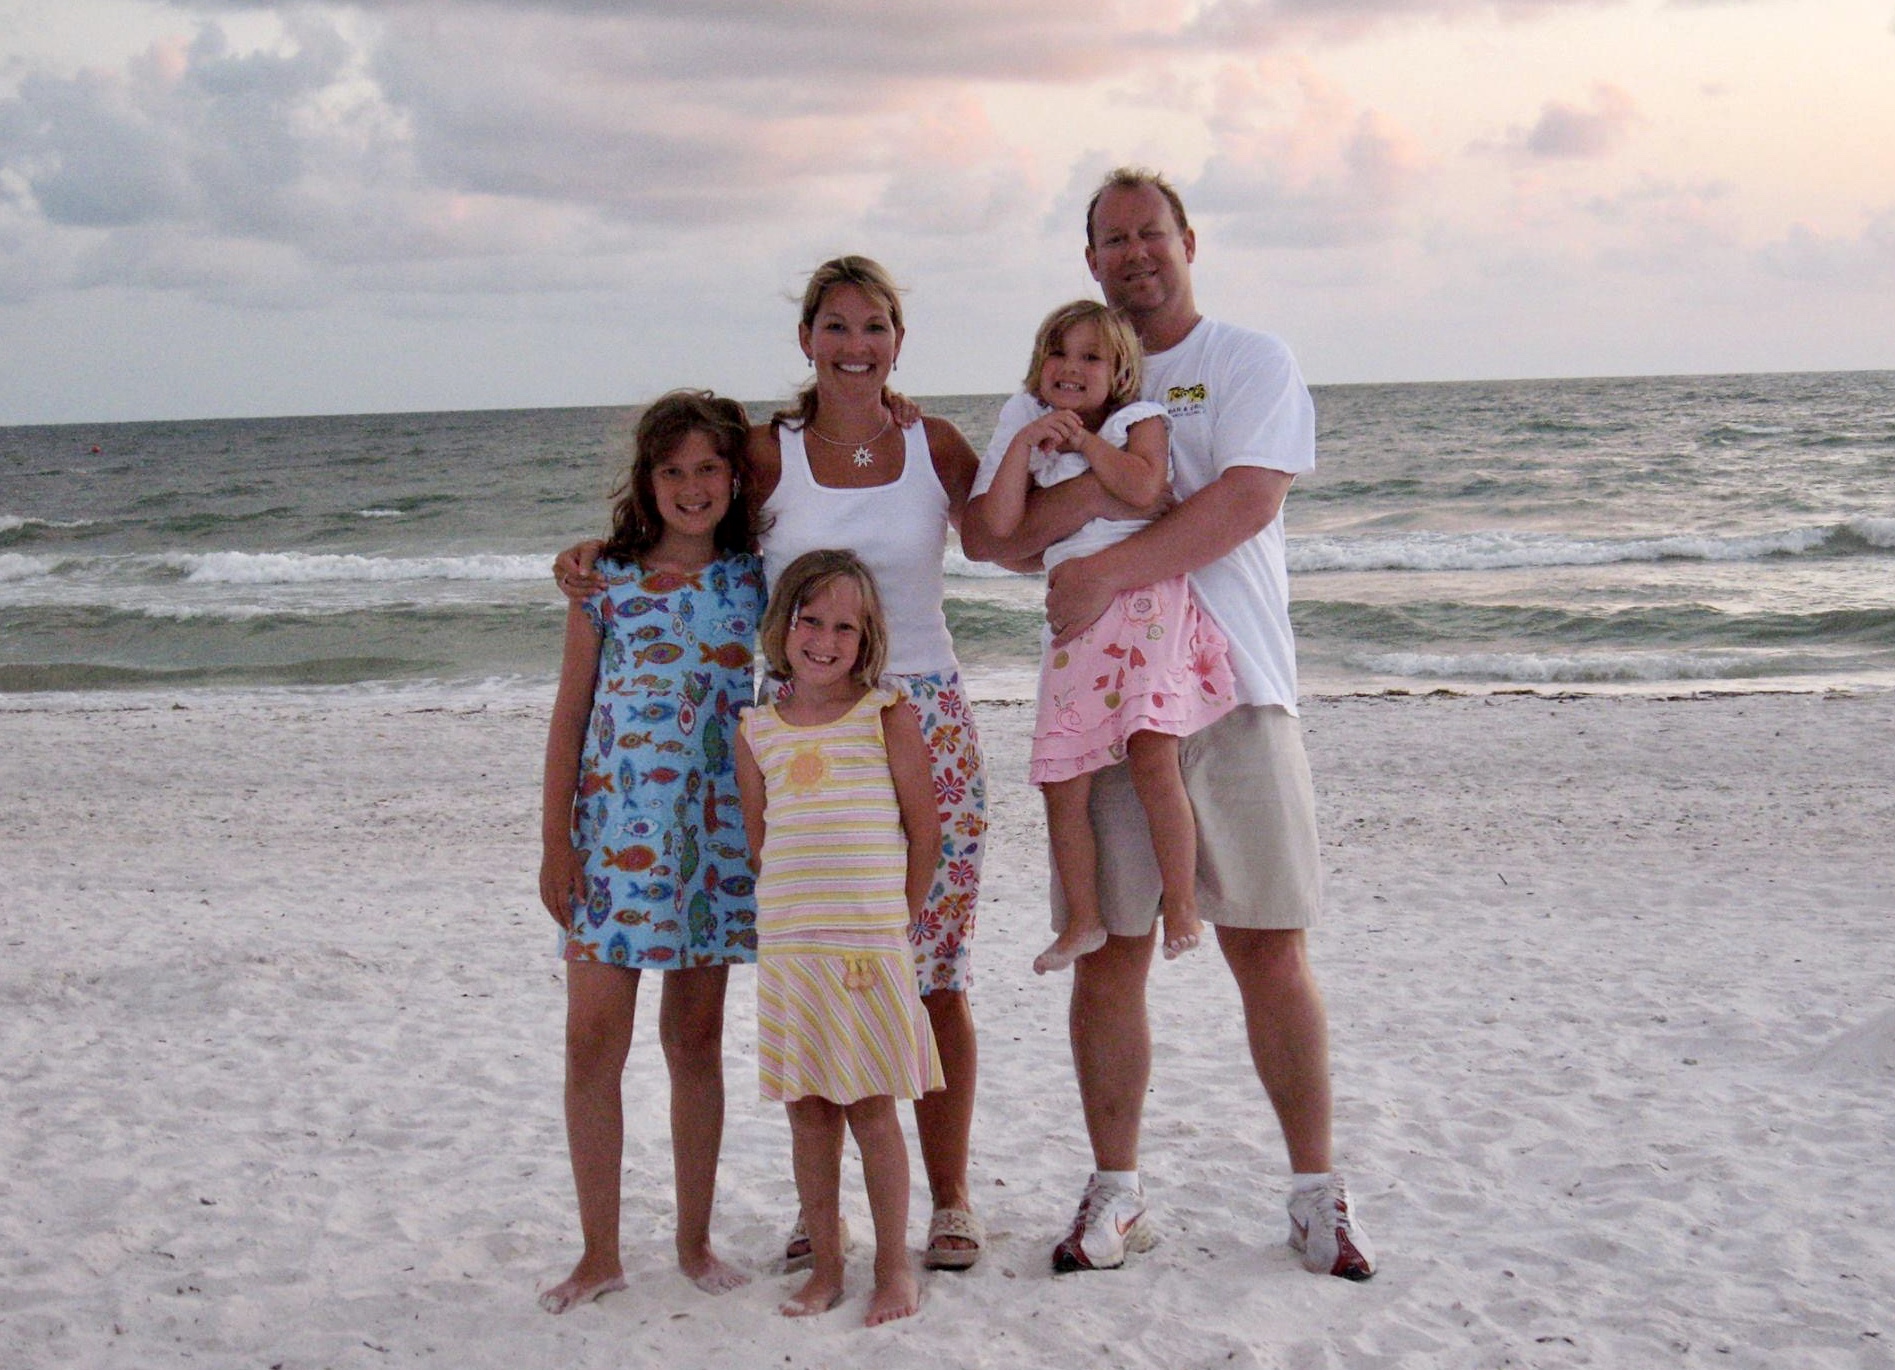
[1029,575,1238,786]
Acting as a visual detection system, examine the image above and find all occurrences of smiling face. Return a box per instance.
[648,429,734,546]
[1035,317,1115,425]
[784,575,868,692]
[1086,181,1197,345]
[799,282,902,397]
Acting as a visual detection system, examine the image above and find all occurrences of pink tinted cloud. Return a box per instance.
[865,96,1043,237]
[0,17,646,300]
[1517,83,1641,159]
[1759,209,1895,285]
[161,0,1620,77]
[1582,177,1738,272]
[1183,0,1621,47]
[167,0,1191,83]
[1190,60,1427,247]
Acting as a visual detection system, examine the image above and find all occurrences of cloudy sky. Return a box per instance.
[2,0,1891,423]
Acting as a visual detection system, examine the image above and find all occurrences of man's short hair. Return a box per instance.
[1085,167,1191,248]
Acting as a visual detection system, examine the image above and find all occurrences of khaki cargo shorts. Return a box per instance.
[1050,704,1323,935]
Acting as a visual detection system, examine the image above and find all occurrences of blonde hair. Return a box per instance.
[758,548,890,688]
[1023,299,1143,414]
[773,256,906,431]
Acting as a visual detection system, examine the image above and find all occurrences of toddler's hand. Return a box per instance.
[1018,410,1084,456]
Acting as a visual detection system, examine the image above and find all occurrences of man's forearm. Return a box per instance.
[1084,466,1294,596]
[958,473,1104,565]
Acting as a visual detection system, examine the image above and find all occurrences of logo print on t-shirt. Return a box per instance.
[1165,382,1207,419]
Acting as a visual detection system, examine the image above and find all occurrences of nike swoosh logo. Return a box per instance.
[1290,1216,1309,1241]
[1116,1213,1141,1236]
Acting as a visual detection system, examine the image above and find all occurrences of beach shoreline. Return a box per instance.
[3,689,1891,1368]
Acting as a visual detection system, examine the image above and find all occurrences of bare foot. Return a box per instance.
[864,1265,920,1327]
[780,1272,844,1318]
[537,1262,627,1315]
[1033,924,1108,975]
[681,1248,751,1295]
[1161,903,1202,961]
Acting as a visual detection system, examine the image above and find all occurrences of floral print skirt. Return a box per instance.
[1029,575,1237,787]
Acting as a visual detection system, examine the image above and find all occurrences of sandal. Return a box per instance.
[921,1207,985,1271]
[783,1212,853,1271]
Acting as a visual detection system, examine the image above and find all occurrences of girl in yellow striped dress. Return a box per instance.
[735,549,943,1326]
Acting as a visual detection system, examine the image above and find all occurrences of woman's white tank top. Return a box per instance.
[762,421,958,676]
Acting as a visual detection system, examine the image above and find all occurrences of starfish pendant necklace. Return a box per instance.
[808,411,893,468]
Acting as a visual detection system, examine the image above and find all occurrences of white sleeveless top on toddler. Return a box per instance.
[1014,399,1169,573]
[762,421,959,677]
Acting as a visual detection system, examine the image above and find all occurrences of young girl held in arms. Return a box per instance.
[538,390,767,1314]
[735,550,943,1326]
[968,301,1237,975]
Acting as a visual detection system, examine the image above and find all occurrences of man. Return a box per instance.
[960,166,1375,1280]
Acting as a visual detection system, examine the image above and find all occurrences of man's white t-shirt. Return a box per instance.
[975,316,1314,712]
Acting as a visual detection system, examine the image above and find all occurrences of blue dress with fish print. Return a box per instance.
[564,552,765,969]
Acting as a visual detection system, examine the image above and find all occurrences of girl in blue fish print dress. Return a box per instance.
[537,389,767,1314]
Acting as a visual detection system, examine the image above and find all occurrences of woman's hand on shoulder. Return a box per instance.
[553,540,608,603]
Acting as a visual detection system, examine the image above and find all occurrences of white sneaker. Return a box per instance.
[1051,1176,1154,1272]
[1287,1175,1376,1280]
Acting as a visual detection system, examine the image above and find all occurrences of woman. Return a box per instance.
[555,256,987,1271]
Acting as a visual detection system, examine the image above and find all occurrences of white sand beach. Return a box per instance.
[3,688,1892,1369]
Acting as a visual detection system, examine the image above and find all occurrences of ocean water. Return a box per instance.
[4,371,1893,700]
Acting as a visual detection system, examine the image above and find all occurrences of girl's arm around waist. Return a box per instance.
[540,603,603,927]
[882,699,940,926]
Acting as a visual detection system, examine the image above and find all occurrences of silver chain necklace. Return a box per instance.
[807,411,892,467]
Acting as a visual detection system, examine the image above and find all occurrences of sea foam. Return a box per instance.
[0,553,59,582]
[1847,517,1895,549]
[1291,524,1872,574]
[943,547,1021,580]
[174,551,549,584]
[0,515,94,536]
[1350,649,1794,684]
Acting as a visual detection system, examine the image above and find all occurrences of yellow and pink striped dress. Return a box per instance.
[740,686,943,1105]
